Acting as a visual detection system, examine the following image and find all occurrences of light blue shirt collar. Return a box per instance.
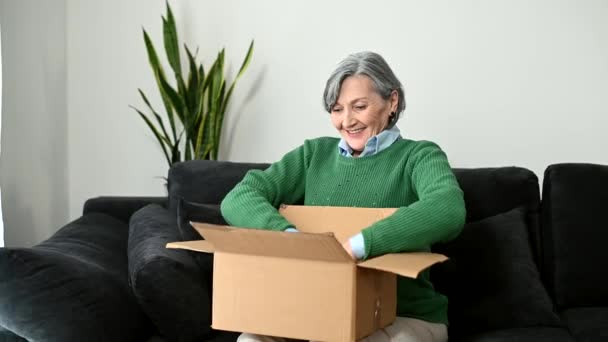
[338,125,401,158]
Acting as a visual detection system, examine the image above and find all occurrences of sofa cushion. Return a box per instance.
[0,326,27,341]
[176,197,226,242]
[175,197,228,277]
[431,207,561,337]
[0,213,149,342]
[453,327,574,342]
[561,307,608,342]
[452,167,543,266]
[167,160,269,213]
[128,204,213,342]
[453,167,540,222]
[83,196,167,223]
[541,163,608,308]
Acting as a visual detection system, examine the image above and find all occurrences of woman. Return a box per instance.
[220,51,466,342]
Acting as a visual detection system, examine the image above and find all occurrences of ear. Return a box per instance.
[390,90,399,113]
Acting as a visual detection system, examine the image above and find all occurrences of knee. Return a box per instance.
[237,333,281,342]
[237,333,259,342]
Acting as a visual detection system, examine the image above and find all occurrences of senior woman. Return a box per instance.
[220,51,466,342]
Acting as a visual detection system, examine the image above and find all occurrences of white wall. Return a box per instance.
[67,0,608,222]
[0,22,4,247]
[67,0,168,220]
[0,0,68,247]
[1,0,604,244]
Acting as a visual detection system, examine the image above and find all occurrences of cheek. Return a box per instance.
[330,115,341,129]
[363,111,387,128]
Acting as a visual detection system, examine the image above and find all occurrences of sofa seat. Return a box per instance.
[453,327,574,341]
[561,307,608,342]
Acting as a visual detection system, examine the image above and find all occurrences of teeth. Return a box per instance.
[348,128,363,133]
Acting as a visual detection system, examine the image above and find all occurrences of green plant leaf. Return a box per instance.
[213,81,226,159]
[143,29,177,142]
[170,133,182,164]
[215,40,254,157]
[194,108,208,158]
[198,63,205,88]
[205,108,217,159]
[195,56,219,157]
[176,74,188,104]
[202,142,214,160]
[221,40,254,117]
[162,5,188,111]
[202,54,220,92]
[185,45,199,114]
[137,89,172,145]
[215,48,226,97]
[182,47,204,156]
[159,70,187,125]
[184,141,192,160]
[205,50,228,159]
[192,63,206,139]
[131,105,172,166]
[163,2,181,77]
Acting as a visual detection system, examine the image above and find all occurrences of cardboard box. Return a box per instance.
[167,205,447,342]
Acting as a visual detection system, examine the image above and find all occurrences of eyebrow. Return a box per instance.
[334,97,369,106]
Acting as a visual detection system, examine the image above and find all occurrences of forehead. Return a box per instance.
[336,75,378,103]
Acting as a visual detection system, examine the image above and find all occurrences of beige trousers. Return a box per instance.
[237,317,448,342]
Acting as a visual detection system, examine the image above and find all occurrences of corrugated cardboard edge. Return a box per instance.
[166,240,214,253]
[357,253,448,278]
[171,222,353,262]
[279,205,398,243]
[349,263,358,342]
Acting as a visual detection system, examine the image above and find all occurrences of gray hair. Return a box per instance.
[323,51,405,128]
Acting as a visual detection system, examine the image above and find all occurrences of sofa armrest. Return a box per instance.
[0,213,150,341]
[128,204,213,340]
[83,196,167,223]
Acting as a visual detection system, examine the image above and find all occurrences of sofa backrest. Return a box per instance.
[453,167,540,222]
[432,167,561,336]
[167,160,269,213]
[453,167,542,262]
[541,163,608,309]
[168,160,540,224]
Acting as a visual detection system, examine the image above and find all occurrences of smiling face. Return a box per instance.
[330,75,398,156]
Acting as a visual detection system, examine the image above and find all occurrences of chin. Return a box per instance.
[342,135,366,152]
[347,142,365,152]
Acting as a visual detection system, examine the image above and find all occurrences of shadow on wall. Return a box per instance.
[221,64,268,160]
[2,182,35,247]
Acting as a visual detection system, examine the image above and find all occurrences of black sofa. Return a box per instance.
[0,160,606,341]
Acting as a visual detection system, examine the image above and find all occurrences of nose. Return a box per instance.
[343,109,357,128]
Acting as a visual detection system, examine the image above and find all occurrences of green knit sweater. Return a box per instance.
[220,137,466,324]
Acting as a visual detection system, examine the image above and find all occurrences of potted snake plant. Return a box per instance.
[131,2,254,166]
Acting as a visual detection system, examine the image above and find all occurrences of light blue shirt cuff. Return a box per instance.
[349,233,366,260]
[284,227,298,233]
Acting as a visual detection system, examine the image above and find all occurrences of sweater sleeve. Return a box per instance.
[361,141,466,259]
[220,141,311,231]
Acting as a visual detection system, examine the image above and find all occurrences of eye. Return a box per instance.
[332,107,343,113]
[354,105,367,110]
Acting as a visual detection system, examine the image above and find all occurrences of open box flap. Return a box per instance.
[357,253,448,278]
[185,222,353,263]
[279,205,397,244]
[166,240,215,253]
